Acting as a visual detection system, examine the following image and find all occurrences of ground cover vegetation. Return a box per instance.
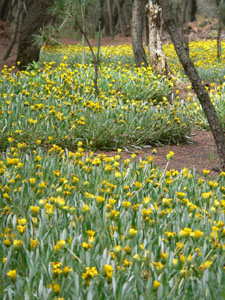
[1,40,225,299]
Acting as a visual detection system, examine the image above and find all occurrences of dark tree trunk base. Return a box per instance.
[17,0,54,70]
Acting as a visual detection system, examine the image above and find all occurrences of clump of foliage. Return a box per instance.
[1,39,225,299]
[1,145,225,299]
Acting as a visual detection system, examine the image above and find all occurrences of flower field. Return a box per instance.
[1,40,225,299]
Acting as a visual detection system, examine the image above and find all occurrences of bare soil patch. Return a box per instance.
[95,131,220,176]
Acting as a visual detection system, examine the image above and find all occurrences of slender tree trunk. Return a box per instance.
[190,0,197,22]
[217,18,222,61]
[158,0,225,170]
[17,0,54,69]
[146,1,169,74]
[131,0,148,67]
[182,25,190,56]
[81,5,85,65]
[2,0,23,60]
[106,0,114,38]
[115,0,125,36]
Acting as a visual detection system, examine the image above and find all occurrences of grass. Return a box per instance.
[1,39,225,299]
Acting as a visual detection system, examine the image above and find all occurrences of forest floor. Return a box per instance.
[0,20,222,176]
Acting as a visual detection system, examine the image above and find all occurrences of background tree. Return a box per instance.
[131,0,148,67]
[17,0,54,69]
[146,1,169,74]
[214,0,225,60]
[2,0,23,60]
[157,0,225,170]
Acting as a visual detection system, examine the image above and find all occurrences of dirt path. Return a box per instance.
[95,131,220,176]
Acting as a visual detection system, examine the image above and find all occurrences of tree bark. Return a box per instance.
[172,0,197,27]
[190,0,198,22]
[2,0,23,60]
[0,0,13,22]
[106,0,114,38]
[146,1,169,74]
[217,16,222,61]
[17,0,54,70]
[131,0,148,67]
[158,0,225,170]
[115,0,125,37]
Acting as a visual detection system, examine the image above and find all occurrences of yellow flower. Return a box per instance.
[29,177,36,185]
[208,180,218,188]
[166,151,175,160]
[7,269,17,280]
[152,262,164,270]
[122,201,131,208]
[133,253,140,260]
[165,231,176,239]
[179,227,192,237]
[203,169,210,176]
[2,257,7,264]
[45,203,54,215]
[134,181,142,188]
[30,206,40,215]
[54,240,66,251]
[63,266,72,275]
[199,261,212,270]
[176,192,185,199]
[86,230,95,237]
[4,239,11,247]
[96,195,105,204]
[109,210,120,219]
[82,266,98,281]
[160,252,168,260]
[114,245,122,252]
[17,218,26,225]
[104,264,113,279]
[13,239,23,250]
[176,242,185,250]
[30,238,38,249]
[16,225,26,233]
[191,230,204,239]
[129,228,138,235]
[202,192,213,199]
[115,171,122,178]
[82,242,92,250]
[53,283,60,294]
[82,204,89,212]
[153,280,161,289]
[28,118,37,124]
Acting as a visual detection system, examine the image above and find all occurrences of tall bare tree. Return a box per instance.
[157,0,225,170]
[131,0,148,67]
[146,1,169,74]
[215,0,225,61]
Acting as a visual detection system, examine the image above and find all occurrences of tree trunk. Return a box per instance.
[115,0,125,36]
[172,0,197,27]
[146,1,169,74]
[17,0,54,70]
[106,0,114,38]
[217,18,222,61]
[158,0,225,170]
[131,0,148,67]
[2,0,23,60]
[190,0,198,22]
[0,0,13,22]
